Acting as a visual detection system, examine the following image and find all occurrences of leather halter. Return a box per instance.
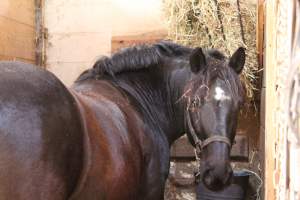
[185,110,231,155]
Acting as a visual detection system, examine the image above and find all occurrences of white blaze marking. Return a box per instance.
[214,87,231,101]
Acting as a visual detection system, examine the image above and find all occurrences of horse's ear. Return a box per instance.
[189,47,206,73]
[229,47,246,74]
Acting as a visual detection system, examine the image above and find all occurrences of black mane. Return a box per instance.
[76,41,192,82]
[75,40,232,84]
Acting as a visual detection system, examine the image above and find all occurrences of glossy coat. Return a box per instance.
[0,42,245,199]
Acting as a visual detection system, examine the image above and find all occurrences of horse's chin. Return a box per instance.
[200,162,232,191]
[202,176,230,191]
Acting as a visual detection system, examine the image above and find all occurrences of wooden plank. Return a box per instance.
[0,16,35,61]
[111,30,167,53]
[170,136,193,159]
[260,88,266,126]
[264,0,277,199]
[0,55,34,64]
[230,135,249,161]
[35,0,46,67]
[0,0,35,27]
[256,0,265,68]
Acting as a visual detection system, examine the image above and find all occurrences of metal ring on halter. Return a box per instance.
[186,110,231,155]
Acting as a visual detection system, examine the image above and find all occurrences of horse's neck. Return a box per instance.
[115,64,191,145]
[167,66,191,142]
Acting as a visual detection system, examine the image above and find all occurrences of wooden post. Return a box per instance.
[264,0,277,199]
[35,0,46,67]
[265,0,295,199]
[256,0,265,68]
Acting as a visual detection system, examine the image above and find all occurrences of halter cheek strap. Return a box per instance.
[185,110,231,155]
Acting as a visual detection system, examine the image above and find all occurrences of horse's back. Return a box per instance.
[0,62,84,199]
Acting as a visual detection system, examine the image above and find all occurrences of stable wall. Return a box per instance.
[0,0,35,63]
[45,0,166,86]
[264,0,300,199]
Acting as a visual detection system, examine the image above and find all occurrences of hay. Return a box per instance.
[163,0,258,100]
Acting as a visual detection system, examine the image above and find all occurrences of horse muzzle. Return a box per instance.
[202,164,233,191]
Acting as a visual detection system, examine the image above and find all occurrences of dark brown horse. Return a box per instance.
[0,41,245,199]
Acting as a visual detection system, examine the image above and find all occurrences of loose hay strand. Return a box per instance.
[163,0,259,100]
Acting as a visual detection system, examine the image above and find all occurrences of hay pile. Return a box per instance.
[164,0,258,100]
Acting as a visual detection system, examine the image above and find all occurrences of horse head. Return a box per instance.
[184,47,246,190]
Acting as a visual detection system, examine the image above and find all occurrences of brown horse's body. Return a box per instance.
[0,41,246,199]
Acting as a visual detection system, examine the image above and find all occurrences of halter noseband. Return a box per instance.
[186,110,231,155]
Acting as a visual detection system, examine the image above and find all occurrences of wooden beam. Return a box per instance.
[111,30,167,53]
[256,0,265,69]
[35,0,46,67]
[264,0,277,199]
[254,0,266,104]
